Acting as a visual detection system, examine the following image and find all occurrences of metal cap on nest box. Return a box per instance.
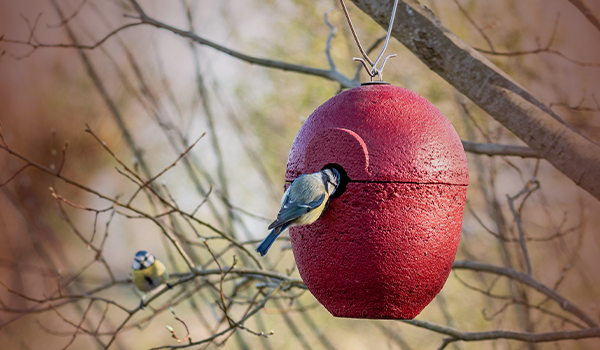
[285,84,468,319]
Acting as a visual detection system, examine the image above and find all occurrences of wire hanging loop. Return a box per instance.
[339,0,399,81]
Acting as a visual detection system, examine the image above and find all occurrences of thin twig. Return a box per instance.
[48,0,88,28]
[452,271,587,329]
[126,0,358,88]
[127,132,206,206]
[402,319,600,346]
[191,184,213,216]
[56,141,69,176]
[506,183,538,276]
[323,8,338,70]
[1,22,143,56]
[452,0,494,51]
[453,260,598,327]
[462,140,540,158]
[567,0,600,33]
[166,307,192,343]
[0,164,31,187]
[150,284,284,349]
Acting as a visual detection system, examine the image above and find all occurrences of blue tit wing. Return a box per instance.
[268,192,326,229]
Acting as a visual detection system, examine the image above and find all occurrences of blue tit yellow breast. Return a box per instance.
[132,259,169,292]
[292,193,329,226]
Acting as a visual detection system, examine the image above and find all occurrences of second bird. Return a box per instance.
[132,250,170,292]
[256,168,340,256]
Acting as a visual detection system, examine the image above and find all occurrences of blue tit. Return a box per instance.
[131,250,171,308]
[256,168,340,256]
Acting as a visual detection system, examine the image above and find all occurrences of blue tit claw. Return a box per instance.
[139,299,146,310]
[166,283,173,290]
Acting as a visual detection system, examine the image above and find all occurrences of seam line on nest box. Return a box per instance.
[286,180,468,186]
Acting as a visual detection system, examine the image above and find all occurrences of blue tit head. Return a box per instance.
[322,168,341,196]
[132,250,156,270]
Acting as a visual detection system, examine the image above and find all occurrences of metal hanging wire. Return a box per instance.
[339,0,399,82]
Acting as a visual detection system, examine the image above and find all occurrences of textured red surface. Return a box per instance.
[286,84,468,319]
[290,183,466,319]
[286,85,468,184]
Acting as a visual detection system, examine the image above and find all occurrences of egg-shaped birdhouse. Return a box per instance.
[285,83,468,319]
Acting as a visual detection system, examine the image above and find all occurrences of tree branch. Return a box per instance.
[461,140,539,158]
[127,0,359,89]
[453,260,598,328]
[1,22,142,53]
[567,0,600,33]
[351,0,600,201]
[451,0,494,51]
[475,47,600,68]
[402,319,600,346]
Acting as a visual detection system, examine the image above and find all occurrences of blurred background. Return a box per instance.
[0,0,599,349]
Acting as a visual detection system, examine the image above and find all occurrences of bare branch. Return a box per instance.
[150,284,284,350]
[166,307,192,343]
[1,22,143,55]
[453,260,598,327]
[56,141,69,176]
[475,47,600,68]
[191,184,213,216]
[453,271,587,329]
[451,0,494,51]
[567,0,600,33]
[324,8,338,70]
[550,101,600,112]
[402,319,600,345]
[49,0,156,187]
[470,12,600,68]
[56,300,95,350]
[84,124,143,182]
[126,132,206,206]
[48,0,89,28]
[350,0,600,201]
[0,164,31,187]
[462,140,540,158]
[507,180,540,276]
[126,0,359,88]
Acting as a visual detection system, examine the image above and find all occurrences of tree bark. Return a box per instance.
[567,0,600,33]
[352,0,600,201]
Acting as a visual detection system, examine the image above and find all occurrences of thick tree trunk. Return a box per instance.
[352,0,600,201]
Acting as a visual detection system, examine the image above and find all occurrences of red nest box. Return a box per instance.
[285,83,469,319]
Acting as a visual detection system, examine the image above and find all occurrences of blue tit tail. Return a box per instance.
[256,223,290,257]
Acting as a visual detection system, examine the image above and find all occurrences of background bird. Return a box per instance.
[131,250,170,308]
[256,168,340,256]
